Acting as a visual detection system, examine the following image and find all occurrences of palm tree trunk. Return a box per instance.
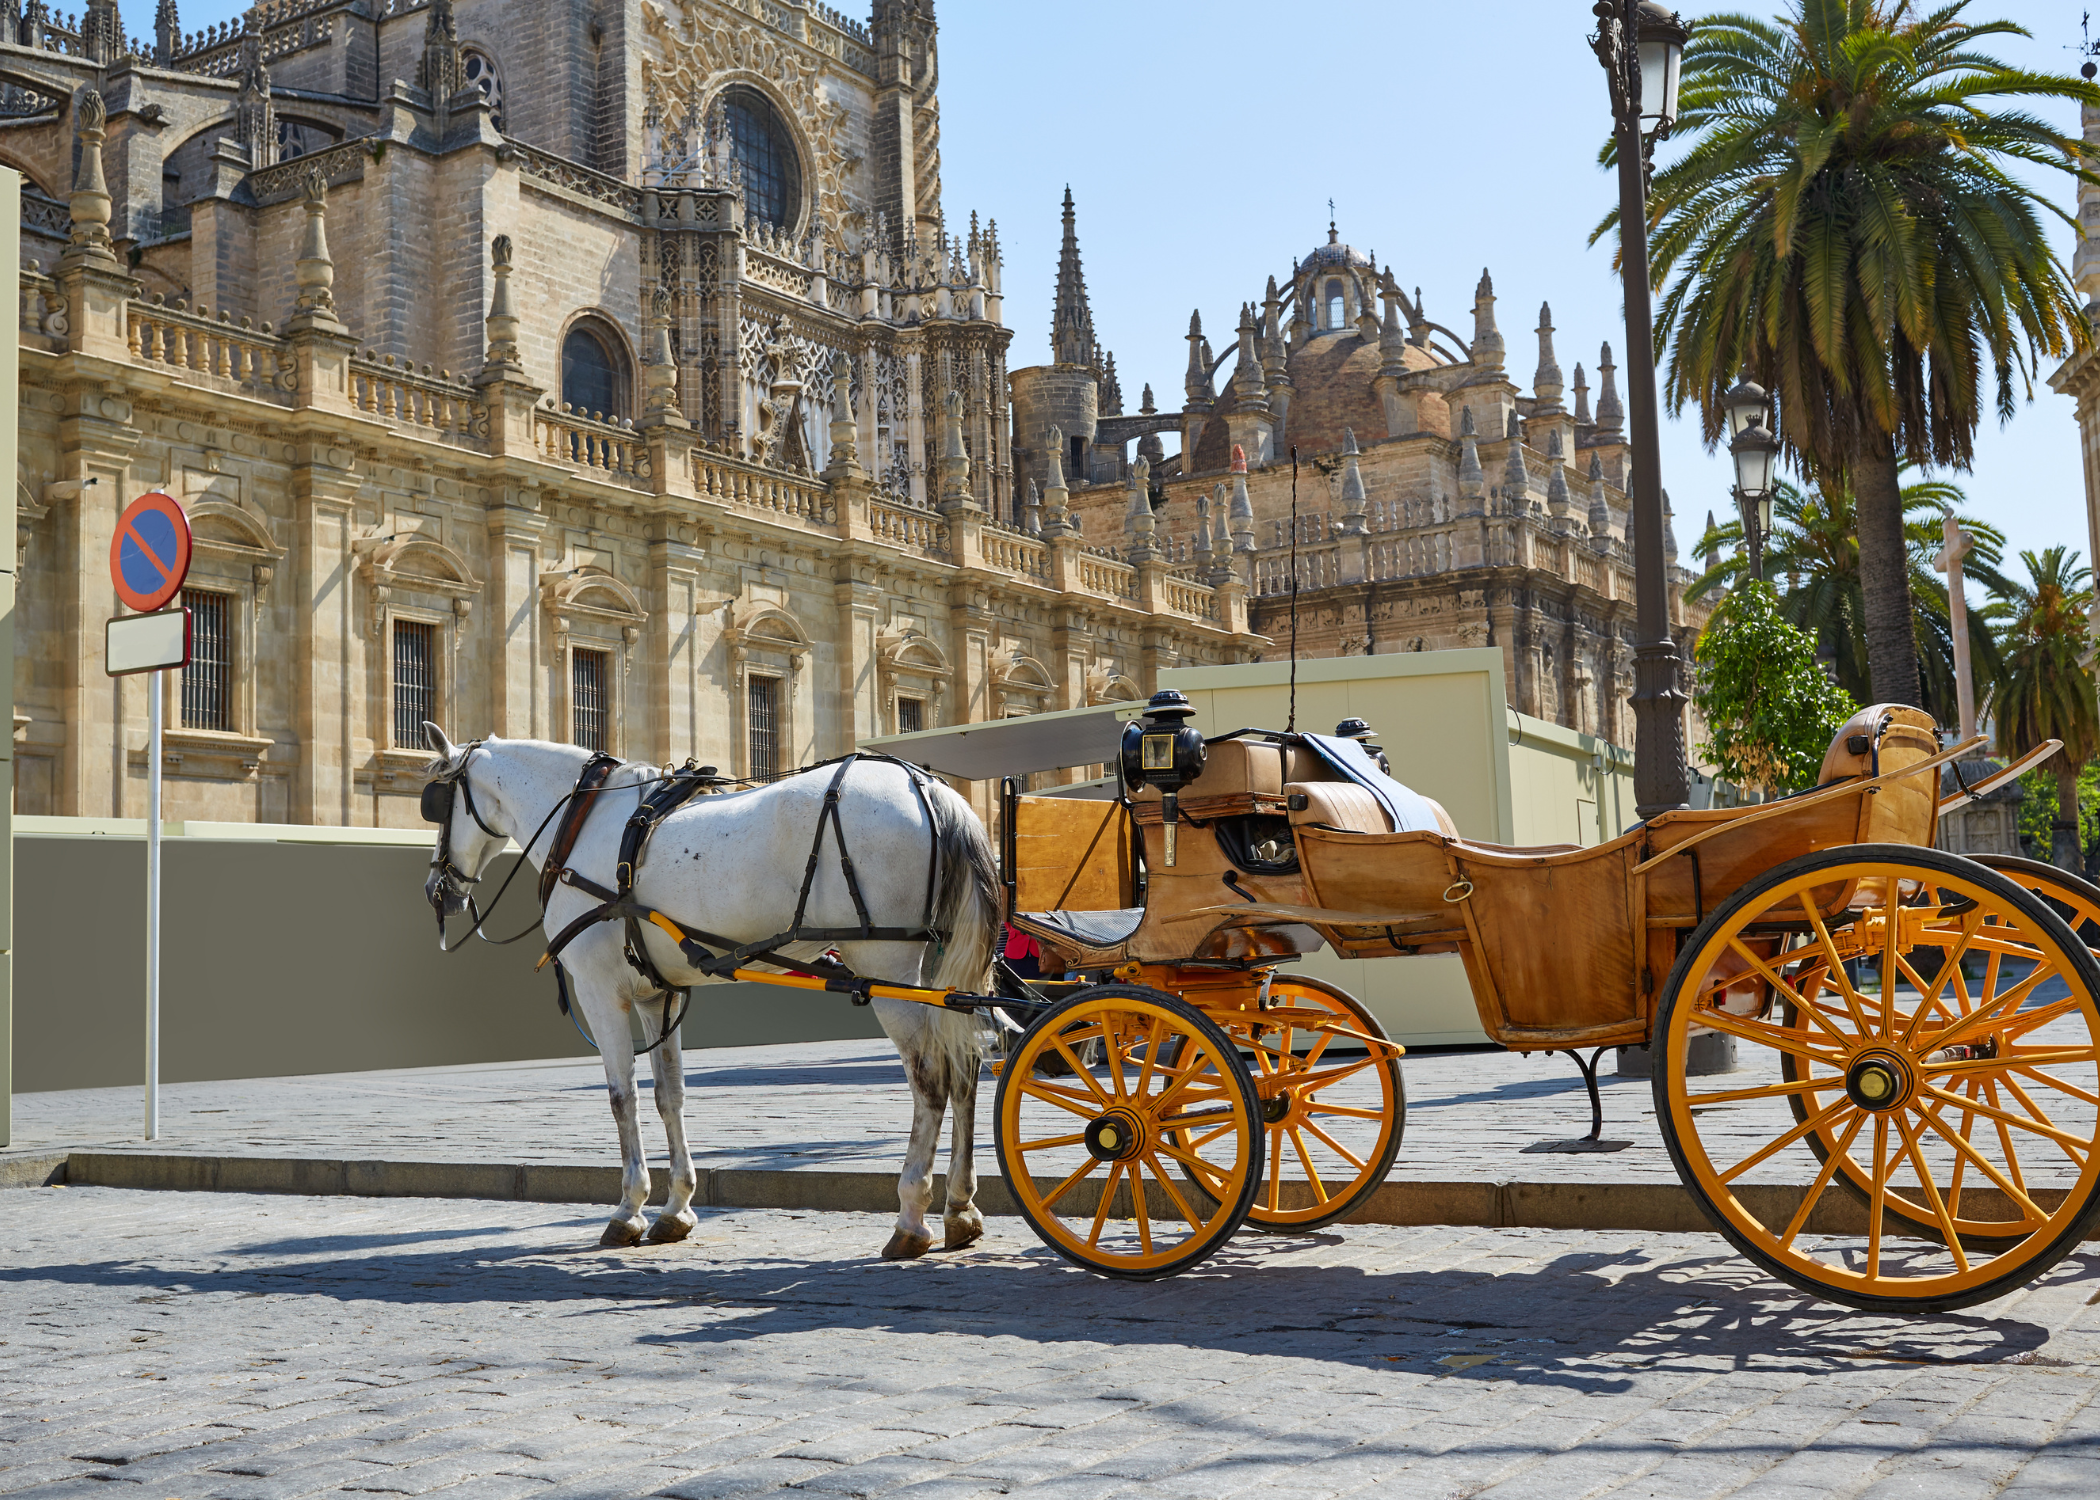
[1853,450,1923,707]
[2055,763,2084,874]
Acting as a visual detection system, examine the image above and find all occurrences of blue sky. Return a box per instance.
[155,0,2099,588]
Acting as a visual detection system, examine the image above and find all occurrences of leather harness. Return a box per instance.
[536,750,951,1006]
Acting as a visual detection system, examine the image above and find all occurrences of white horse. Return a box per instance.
[418,726,999,1258]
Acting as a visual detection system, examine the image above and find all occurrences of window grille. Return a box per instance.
[897,697,924,736]
[572,648,610,752]
[180,589,230,731]
[393,620,436,749]
[748,675,781,782]
[1326,278,1345,330]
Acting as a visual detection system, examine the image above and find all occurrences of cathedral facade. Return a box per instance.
[1006,206,1710,748]
[2,0,1257,827]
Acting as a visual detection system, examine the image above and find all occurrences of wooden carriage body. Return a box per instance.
[1006,705,1949,1049]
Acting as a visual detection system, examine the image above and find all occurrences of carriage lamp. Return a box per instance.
[1120,690,1208,867]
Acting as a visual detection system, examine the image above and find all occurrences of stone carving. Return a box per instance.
[638,2,856,243]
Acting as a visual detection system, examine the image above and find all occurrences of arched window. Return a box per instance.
[722,85,802,230]
[562,324,625,421]
[462,49,505,132]
[1325,278,1346,330]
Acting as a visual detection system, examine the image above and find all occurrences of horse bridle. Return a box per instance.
[423,741,504,917]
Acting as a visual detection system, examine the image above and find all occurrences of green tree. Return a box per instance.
[1688,472,2008,725]
[1988,547,2099,871]
[1611,1,2098,709]
[1693,580,1861,795]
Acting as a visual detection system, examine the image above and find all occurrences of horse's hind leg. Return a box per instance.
[644,993,700,1244]
[942,1065,984,1252]
[884,1061,944,1261]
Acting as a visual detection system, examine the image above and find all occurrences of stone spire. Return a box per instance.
[644,289,685,425]
[289,168,342,329]
[1229,446,1256,552]
[1572,362,1591,426]
[1099,351,1123,415]
[155,1,180,66]
[63,90,116,270]
[1663,489,1679,564]
[1184,309,1213,403]
[1338,428,1368,535]
[1377,272,1408,373]
[234,30,277,169]
[483,235,521,369]
[1532,302,1564,414]
[936,389,977,513]
[819,359,856,475]
[1594,342,1624,435]
[1194,487,1214,563]
[1051,186,1097,368]
[1500,416,1530,508]
[1024,478,1042,536]
[1042,424,1072,533]
[421,0,465,110]
[81,0,120,64]
[1472,269,1504,369]
[1457,407,1486,513]
[1125,456,1158,558]
[1545,428,1571,526]
[1587,453,1611,538]
[1233,303,1269,407]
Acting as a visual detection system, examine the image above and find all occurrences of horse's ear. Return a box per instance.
[423,722,458,760]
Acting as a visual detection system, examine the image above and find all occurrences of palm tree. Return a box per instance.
[1612,1,2098,708]
[1688,472,2007,726]
[1989,547,2099,871]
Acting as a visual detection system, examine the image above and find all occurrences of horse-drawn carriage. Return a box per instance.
[979,692,2100,1312]
[420,688,2100,1314]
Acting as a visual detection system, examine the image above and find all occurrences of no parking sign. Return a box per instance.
[110,491,192,613]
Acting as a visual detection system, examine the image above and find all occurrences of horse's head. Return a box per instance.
[420,722,503,924]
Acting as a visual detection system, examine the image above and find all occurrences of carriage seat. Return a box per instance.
[1286,780,1463,839]
[1011,907,1146,950]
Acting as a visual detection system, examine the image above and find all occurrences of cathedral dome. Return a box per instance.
[1302,224,1370,271]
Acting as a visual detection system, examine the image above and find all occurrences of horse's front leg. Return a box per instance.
[589,986,652,1248]
[943,1066,984,1252]
[644,991,699,1244]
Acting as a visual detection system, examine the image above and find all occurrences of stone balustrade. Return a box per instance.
[691,451,832,526]
[350,355,486,448]
[1075,551,1138,602]
[127,297,291,404]
[981,523,1048,581]
[867,497,950,559]
[535,402,648,487]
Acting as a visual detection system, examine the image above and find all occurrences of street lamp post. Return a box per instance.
[1724,370,1777,583]
[1591,0,1692,819]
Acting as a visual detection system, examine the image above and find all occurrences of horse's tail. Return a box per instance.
[919,775,1002,1093]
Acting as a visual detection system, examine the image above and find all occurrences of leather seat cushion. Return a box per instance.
[1013,908,1146,949]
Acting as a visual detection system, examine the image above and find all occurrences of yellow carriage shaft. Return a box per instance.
[726,965,970,1009]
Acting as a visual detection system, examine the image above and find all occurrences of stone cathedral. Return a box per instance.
[2,0,1702,829]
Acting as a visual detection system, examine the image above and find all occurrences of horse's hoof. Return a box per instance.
[943,1219,985,1251]
[645,1212,695,1244]
[599,1219,645,1248]
[881,1231,935,1260]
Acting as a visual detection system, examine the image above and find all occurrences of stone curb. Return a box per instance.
[10,1149,2092,1242]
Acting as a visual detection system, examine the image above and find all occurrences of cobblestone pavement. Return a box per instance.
[6,1041,1804,1185]
[3,1188,2098,1499]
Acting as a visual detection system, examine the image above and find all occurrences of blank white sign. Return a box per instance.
[107,608,190,676]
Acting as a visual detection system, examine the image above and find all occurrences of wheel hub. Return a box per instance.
[1845,1050,1916,1113]
[1085,1107,1146,1162]
[1261,1094,1291,1126]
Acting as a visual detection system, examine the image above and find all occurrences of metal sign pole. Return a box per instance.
[145,669,161,1141]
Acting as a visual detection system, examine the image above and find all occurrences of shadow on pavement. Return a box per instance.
[3,1202,2086,1397]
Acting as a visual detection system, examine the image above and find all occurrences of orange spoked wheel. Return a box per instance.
[994,985,1261,1280]
[1168,976,1405,1233]
[1655,844,2100,1313]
